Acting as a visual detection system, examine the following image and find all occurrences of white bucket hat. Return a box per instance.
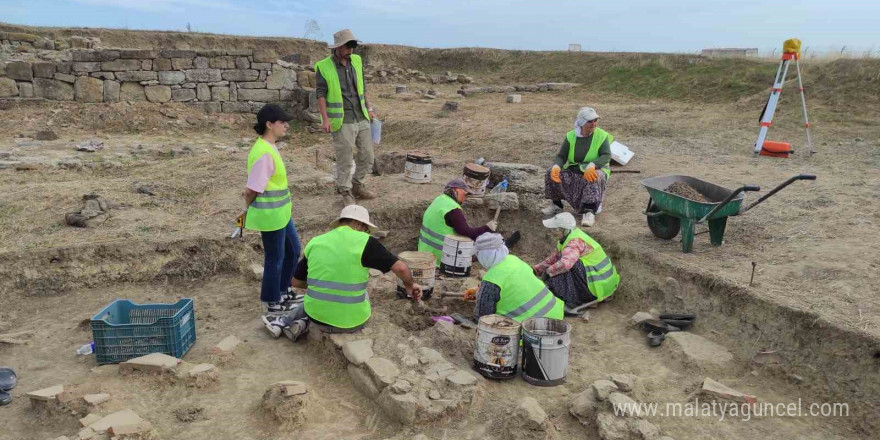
[542,212,577,230]
[330,204,378,233]
[331,29,361,49]
[576,107,599,123]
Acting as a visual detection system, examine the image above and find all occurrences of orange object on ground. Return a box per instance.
[760,140,793,158]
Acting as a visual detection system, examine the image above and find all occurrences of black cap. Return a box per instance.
[256,103,293,126]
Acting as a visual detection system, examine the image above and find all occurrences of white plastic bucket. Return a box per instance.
[474,314,521,379]
[396,251,436,300]
[440,234,473,277]
[404,152,432,184]
[521,317,571,386]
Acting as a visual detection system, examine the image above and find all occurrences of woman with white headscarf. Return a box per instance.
[543,106,615,227]
[471,233,563,322]
[533,213,619,314]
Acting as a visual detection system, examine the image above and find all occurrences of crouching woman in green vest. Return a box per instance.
[533,213,619,315]
[472,233,563,323]
[418,179,497,266]
[261,205,422,341]
[543,106,614,228]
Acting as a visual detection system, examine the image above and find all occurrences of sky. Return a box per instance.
[2,0,879,54]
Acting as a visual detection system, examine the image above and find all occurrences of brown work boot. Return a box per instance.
[352,183,376,200]
[339,190,355,206]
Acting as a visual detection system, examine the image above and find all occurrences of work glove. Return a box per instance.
[463,287,477,301]
[486,220,498,232]
[550,165,562,183]
[532,265,543,277]
[583,163,598,182]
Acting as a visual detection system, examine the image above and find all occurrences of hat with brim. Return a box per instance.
[332,29,361,49]
[444,178,476,194]
[330,204,378,233]
[542,212,577,230]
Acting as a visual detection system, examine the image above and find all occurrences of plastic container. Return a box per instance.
[396,251,436,300]
[371,119,382,145]
[90,299,196,365]
[473,314,521,379]
[76,342,95,355]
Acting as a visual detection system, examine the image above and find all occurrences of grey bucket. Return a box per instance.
[521,317,571,386]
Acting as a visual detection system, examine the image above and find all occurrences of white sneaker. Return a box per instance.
[581,212,596,227]
[541,205,563,216]
[261,315,289,339]
[596,203,603,214]
[281,320,308,342]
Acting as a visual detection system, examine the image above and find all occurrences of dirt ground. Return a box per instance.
[1,75,878,440]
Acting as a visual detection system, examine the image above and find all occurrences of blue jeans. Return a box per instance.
[260,219,301,303]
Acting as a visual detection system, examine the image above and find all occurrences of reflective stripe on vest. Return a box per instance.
[483,255,564,322]
[245,138,291,231]
[303,226,371,328]
[564,128,614,178]
[558,228,620,301]
[315,54,370,132]
[418,195,461,265]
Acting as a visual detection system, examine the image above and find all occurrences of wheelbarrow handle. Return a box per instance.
[741,174,817,213]
[697,185,761,224]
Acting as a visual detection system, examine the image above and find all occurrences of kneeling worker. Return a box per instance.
[263,205,422,340]
[472,232,563,322]
[533,213,619,314]
[419,179,497,265]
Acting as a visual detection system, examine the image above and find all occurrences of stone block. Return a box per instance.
[592,379,619,401]
[9,32,37,42]
[297,70,315,88]
[186,363,218,387]
[365,357,399,390]
[160,50,196,58]
[446,370,477,386]
[7,61,33,81]
[279,89,295,101]
[172,58,194,70]
[120,82,146,101]
[569,388,599,424]
[223,69,259,82]
[506,94,522,103]
[18,81,33,98]
[196,49,225,57]
[390,379,412,394]
[172,88,196,102]
[72,62,101,73]
[80,413,103,427]
[109,421,154,436]
[667,332,733,367]
[238,88,279,101]
[234,57,250,69]
[196,83,210,101]
[210,56,231,69]
[182,82,197,89]
[193,57,209,69]
[607,392,638,416]
[238,81,267,89]
[222,101,255,113]
[104,80,120,103]
[27,384,64,401]
[185,68,222,82]
[253,49,277,63]
[145,85,172,103]
[56,62,72,74]
[158,71,186,85]
[115,71,157,82]
[89,409,144,433]
[377,388,417,424]
[101,59,141,71]
[251,62,272,70]
[120,353,180,374]
[188,101,222,113]
[348,365,379,399]
[0,78,18,98]
[342,339,374,366]
[153,58,172,71]
[90,72,115,80]
[212,335,241,354]
[699,377,757,404]
[54,72,76,83]
[227,49,253,56]
[211,86,230,101]
[71,50,119,62]
[141,60,152,70]
[119,49,158,59]
[34,78,74,100]
[83,393,111,406]
[33,62,56,78]
[516,397,547,431]
[267,67,297,90]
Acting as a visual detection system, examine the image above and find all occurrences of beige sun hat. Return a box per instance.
[331,29,361,49]
[330,204,378,233]
[576,107,599,123]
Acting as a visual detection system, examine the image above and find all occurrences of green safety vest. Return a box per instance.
[418,195,461,266]
[564,128,614,178]
[303,226,371,329]
[245,137,291,231]
[559,228,619,302]
[483,255,563,322]
[314,54,370,132]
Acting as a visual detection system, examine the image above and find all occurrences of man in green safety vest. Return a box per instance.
[472,233,563,323]
[418,179,498,266]
[315,29,378,207]
[533,213,619,315]
[262,205,423,341]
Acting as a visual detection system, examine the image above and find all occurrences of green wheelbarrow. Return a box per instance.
[641,174,816,253]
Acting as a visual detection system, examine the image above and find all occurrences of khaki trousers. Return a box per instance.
[332,119,373,192]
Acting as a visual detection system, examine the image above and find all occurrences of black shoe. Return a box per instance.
[504,230,521,248]
[659,313,695,330]
[647,330,665,347]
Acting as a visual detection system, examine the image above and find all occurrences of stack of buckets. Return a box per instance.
[473,314,572,386]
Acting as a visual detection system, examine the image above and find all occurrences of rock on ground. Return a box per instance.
[516,397,547,431]
[262,381,309,425]
[570,387,599,424]
[342,339,374,366]
[592,379,619,400]
[698,377,757,404]
[666,332,733,367]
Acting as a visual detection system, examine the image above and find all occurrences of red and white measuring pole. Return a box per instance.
[754,52,814,155]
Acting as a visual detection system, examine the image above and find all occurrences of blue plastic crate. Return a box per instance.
[90,299,196,365]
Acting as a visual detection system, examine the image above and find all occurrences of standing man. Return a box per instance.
[316,29,377,206]
[241,104,302,315]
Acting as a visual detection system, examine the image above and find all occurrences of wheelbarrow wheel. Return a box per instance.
[646,204,681,240]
